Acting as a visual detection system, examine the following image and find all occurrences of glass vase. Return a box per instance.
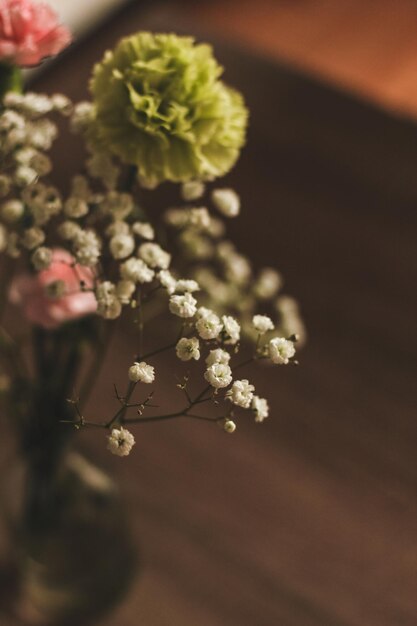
[0,445,137,625]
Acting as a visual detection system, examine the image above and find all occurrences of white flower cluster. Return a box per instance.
[0,92,303,458]
[128,361,155,384]
[0,96,193,321]
[163,184,302,345]
[176,337,200,361]
[107,427,135,457]
[0,94,71,258]
[268,337,296,364]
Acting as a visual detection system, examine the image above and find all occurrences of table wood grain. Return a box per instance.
[12,2,417,624]
[166,0,417,119]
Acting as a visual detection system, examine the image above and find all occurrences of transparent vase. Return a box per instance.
[0,445,137,625]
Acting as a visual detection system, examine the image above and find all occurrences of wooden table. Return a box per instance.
[27,2,417,625]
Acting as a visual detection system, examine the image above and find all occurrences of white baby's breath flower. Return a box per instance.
[1,199,24,223]
[109,233,135,260]
[179,231,214,260]
[176,337,200,361]
[120,258,154,284]
[0,225,7,252]
[0,109,25,131]
[29,119,57,150]
[223,419,237,434]
[269,337,295,364]
[163,207,188,228]
[11,92,52,117]
[96,281,115,298]
[276,296,306,346]
[132,222,154,240]
[101,191,133,219]
[24,185,62,226]
[205,348,230,367]
[95,281,122,319]
[87,153,119,190]
[157,270,177,294]
[181,180,205,201]
[105,221,129,238]
[13,147,37,165]
[51,94,73,115]
[30,201,58,227]
[252,315,275,334]
[251,396,269,422]
[128,361,155,384]
[6,232,20,258]
[226,379,254,409]
[196,311,222,340]
[212,188,240,217]
[196,306,212,319]
[42,186,62,211]
[2,92,23,108]
[64,197,89,218]
[138,242,171,269]
[30,153,52,177]
[217,241,235,260]
[73,230,101,267]
[254,268,282,300]
[222,316,241,345]
[31,246,52,270]
[116,280,135,304]
[107,427,135,457]
[204,363,233,389]
[206,216,225,238]
[21,226,45,250]
[71,175,92,201]
[70,101,94,133]
[14,165,38,187]
[169,293,197,318]
[3,127,27,151]
[188,207,210,230]
[225,253,251,285]
[57,220,82,240]
[175,279,200,293]
[276,295,299,314]
[137,172,158,189]
[97,298,121,320]
[0,175,11,197]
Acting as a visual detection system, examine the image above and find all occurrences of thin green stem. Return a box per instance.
[124,382,214,426]
[106,380,136,428]
[124,409,185,424]
[192,383,212,404]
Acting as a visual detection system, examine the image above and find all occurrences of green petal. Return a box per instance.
[90,32,248,185]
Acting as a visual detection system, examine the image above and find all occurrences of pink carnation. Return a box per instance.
[0,0,71,67]
[9,249,97,329]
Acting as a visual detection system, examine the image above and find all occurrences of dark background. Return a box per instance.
[18,1,417,624]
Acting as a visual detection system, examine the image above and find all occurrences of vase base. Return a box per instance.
[0,452,138,626]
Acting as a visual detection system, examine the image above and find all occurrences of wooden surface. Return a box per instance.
[167,0,417,119]
[24,2,417,625]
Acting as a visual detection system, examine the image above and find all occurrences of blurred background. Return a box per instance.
[24,1,417,625]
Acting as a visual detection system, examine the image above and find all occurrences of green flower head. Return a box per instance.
[90,32,248,186]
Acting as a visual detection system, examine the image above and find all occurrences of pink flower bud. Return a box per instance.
[9,249,97,329]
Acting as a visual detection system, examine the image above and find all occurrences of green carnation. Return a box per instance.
[90,32,248,186]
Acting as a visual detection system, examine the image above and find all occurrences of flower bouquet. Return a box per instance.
[0,1,304,623]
